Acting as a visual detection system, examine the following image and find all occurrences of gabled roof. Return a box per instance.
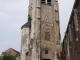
[8,48,20,53]
[0,48,20,56]
[5,48,20,54]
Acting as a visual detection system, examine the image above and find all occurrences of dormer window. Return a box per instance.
[41,0,51,5]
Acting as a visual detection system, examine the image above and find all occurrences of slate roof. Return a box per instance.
[21,21,31,29]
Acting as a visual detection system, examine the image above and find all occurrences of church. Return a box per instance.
[20,0,80,60]
[20,0,61,60]
[62,0,80,60]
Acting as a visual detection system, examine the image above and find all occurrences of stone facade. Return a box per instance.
[20,0,61,60]
[62,0,80,60]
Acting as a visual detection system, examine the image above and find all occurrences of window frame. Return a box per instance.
[41,0,51,5]
[41,0,46,4]
[45,50,48,54]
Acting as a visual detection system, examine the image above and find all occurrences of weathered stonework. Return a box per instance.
[62,0,80,60]
[20,0,61,60]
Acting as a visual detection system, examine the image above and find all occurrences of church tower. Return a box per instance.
[20,0,61,60]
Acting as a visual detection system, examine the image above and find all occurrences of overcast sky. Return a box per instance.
[0,0,75,54]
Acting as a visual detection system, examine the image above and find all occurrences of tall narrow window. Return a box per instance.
[45,50,48,54]
[41,0,45,4]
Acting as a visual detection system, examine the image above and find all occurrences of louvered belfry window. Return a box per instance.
[41,0,51,5]
[41,0,45,4]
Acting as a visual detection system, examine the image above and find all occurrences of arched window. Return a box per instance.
[41,48,52,60]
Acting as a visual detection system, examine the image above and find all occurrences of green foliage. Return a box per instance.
[0,56,3,60]
[14,53,20,58]
[28,14,32,22]
[26,52,29,56]
[62,42,64,51]
[2,55,16,60]
[1,52,20,60]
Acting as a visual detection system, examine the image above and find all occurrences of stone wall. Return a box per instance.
[62,0,80,60]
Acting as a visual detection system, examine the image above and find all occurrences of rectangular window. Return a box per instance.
[41,0,51,5]
[47,0,51,2]
[45,50,48,54]
[47,0,51,5]
[41,0,45,4]
[43,59,50,60]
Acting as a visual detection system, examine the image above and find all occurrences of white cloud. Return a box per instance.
[0,41,20,55]
[0,0,29,13]
[59,0,75,40]
[15,15,24,19]
[0,0,28,32]
[10,22,23,31]
[0,42,19,46]
[0,0,29,54]
[0,11,12,21]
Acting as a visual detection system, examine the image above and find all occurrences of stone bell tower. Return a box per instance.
[20,0,61,60]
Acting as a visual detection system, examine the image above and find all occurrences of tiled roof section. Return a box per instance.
[10,48,20,53]
[21,21,31,29]
[8,48,20,53]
